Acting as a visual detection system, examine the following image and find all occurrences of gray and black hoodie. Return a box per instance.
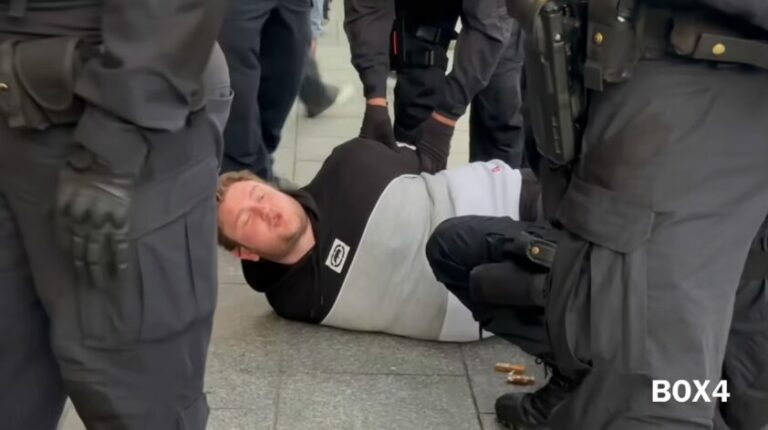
[242,138,533,342]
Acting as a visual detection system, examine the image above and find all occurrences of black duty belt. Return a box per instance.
[641,7,768,71]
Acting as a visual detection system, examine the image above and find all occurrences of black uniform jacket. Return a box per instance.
[0,0,227,176]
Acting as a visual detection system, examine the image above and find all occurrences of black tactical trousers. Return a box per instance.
[0,113,221,430]
[0,12,229,426]
[393,22,526,168]
[219,0,311,180]
[428,210,768,430]
[426,215,551,358]
[544,59,768,429]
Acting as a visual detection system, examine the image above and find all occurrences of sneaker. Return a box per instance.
[495,368,577,429]
[306,83,354,118]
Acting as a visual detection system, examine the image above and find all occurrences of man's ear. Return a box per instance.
[232,247,261,262]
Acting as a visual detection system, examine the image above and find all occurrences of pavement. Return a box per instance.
[60,5,542,430]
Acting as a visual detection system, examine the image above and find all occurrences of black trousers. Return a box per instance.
[219,0,311,180]
[426,216,551,358]
[299,55,336,115]
[0,113,221,430]
[393,23,526,168]
[428,212,768,430]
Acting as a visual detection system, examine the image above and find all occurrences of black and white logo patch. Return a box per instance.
[325,239,350,274]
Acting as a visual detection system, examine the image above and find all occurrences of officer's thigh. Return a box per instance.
[0,132,69,429]
[3,113,220,429]
[548,60,768,429]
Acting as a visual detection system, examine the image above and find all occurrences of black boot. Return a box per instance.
[495,369,577,429]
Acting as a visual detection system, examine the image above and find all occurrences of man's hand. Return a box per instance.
[416,112,456,174]
[57,150,135,290]
[359,100,397,149]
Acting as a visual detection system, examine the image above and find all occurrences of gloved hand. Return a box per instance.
[359,103,397,149]
[57,149,135,290]
[416,115,455,174]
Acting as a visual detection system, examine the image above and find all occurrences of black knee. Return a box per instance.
[426,217,471,287]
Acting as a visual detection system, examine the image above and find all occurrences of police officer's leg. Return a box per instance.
[468,23,525,167]
[426,215,550,357]
[428,214,583,429]
[0,189,66,429]
[394,65,447,143]
[257,0,311,156]
[204,42,234,136]
[548,60,768,429]
[3,114,220,428]
[219,0,273,177]
[720,216,768,430]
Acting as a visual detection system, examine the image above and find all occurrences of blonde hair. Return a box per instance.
[216,170,271,252]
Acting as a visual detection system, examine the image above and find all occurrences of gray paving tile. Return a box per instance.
[296,136,346,161]
[273,144,296,181]
[59,400,86,430]
[448,152,471,169]
[479,413,507,430]
[276,373,481,430]
[452,130,471,153]
[206,370,279,411]
[206,339,282,382]
[208,408,271,430]
[315,46,354,71]
[293,160,324,187]
[461,337,544,414]
[297,116,362,139]
[210,283,285,343]
[218,249,247,285]
[280,322,465,376]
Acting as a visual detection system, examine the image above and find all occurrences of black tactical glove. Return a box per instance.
[57,149,134,290]
[416,115,455,174]
[359,104,397,149]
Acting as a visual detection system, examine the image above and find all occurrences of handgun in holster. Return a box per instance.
[390,16,457,71]
[515,1,588,220]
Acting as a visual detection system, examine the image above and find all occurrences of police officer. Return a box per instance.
[430,0,768,428]
[344,0,526,172]
[0,0,227,428]
[219,0,312,181]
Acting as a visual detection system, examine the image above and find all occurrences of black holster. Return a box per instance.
[520,1,587,219]
[390,16,457,71]
[0,36,84,130]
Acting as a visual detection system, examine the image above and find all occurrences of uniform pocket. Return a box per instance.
[77,156,218,347]
[547,176,654,373]
[137,160,218,342]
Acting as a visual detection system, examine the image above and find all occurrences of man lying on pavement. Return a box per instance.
[216,136,540,341]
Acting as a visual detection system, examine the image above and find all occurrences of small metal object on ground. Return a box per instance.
[506,374,537,386]
[494,362,526,375]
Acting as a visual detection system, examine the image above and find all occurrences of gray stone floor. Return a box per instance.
[60,6,542,430]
